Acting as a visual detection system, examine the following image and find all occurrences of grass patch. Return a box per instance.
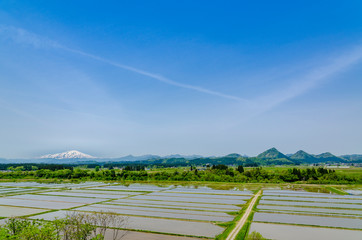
[23,209,58,218]
[325,186,349,195]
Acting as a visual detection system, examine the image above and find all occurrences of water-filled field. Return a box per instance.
[253,212,362,229]
[2,182,361,239]
[259,199,362,209]
[345,189,362,195]
[258,204,362,217]
[100,203,231,216]
[28,210,224,237]
[251,189,362,240]
[131,194,244,204]
[40,191,133,199]
[92,184,171,192]
[165,186,253,195]
[0,182,247,238]
[9,194,109,203]
[249,222,362,240]
[0,187,38,195]
[76,204,234,221]
[110,199,240,211]
[0,205,47,217]
[148,191,251,199]
[263,190,362,198]
[0,197,84,209]
[262,195,362,203]
[0,182,105,188]
[65,189,145,195]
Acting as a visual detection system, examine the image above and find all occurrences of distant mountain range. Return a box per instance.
[289,150,315,161]
[40,150,95,159]
[341,154,362,161]
[257,147,288,159]
[37,151,202,162]
[257,148,349,163]
[0,148,361,164]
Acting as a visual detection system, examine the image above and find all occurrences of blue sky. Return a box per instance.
[0,1,361,158]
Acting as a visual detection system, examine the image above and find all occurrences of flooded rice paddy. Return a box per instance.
[132,194,245,204]
[90,203,232,216]
[249,222,362,240]
[262,195,362,203]
[0,197,84,209]
[112,198,242,209]
[345,189,362,195]
[253,212,362,229]
[251,189,362,239]
[0,205,47,217]
[91,184,171,192]
[108,200,238,211]
[39,191,133,199]
[1,182,361,239]
[147,191,251,200]
[77,205,233,221]
[0,182,247,238]
[0,182,104,189]
[28,210,224,238]
[67,189,146,195]
[260,199,362,209]
[165,187,253,195]
[8,194,109,203]
[258,204,362,217]
[263,189,362,198]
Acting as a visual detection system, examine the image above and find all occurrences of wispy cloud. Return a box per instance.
[0,25,61,49]
[1,25,361,115]
[253,45,362,114]
[0,25,247,102]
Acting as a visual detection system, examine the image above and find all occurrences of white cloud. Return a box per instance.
[0,25,247,102]
[1,25,361,116]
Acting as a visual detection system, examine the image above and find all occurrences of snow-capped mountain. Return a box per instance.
[40,150,95,159]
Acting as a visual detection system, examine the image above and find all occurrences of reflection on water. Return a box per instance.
[253,212,362,229]
[250,222,362,240]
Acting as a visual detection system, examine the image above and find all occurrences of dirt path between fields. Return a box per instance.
[225,190,262,240]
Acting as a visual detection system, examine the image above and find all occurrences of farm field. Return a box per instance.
[0,205,46,217]
[249,222,362,240]
[0,181,361,239]
[251,189,362,240]
[0,181,250,239]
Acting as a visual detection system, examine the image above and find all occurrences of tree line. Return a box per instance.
[0,165,359,184]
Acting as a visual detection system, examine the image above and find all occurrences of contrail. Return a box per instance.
[60,46,246,101]
[0,25,247,102]
[256,45,362,111]
[238,44,362,122]
[2,25,361,112]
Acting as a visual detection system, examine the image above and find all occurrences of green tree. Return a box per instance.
[237,165,244,173]
[31,166,39,171]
